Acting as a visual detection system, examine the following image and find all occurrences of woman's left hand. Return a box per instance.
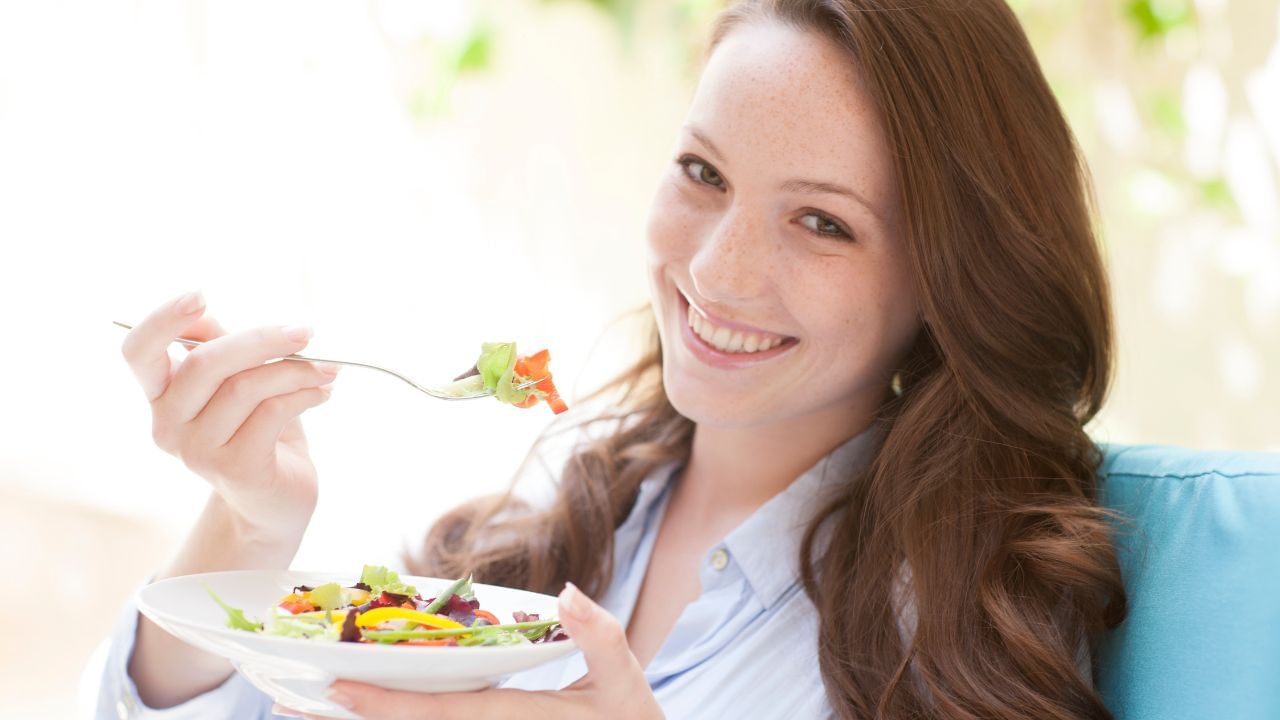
[278,582,664,720]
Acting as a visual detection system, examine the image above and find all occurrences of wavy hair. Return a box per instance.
[409,2,1127,717]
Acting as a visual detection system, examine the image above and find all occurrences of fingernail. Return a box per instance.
[325,688,355,709]
[318,383,335,398]
[283,325,313,342]
[176,291,205,315]
[271,703,303,717]
[560,581,594,621]
[318,363,341,378]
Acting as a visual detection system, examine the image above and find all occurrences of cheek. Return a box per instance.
[799,257,919,367]
[645,181,703,266]
[850,266,920,366]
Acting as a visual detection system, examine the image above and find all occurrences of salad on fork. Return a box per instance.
[438,342,569,415]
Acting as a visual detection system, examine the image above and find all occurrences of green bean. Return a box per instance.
[362,617,561,642]
[421,576,471,615]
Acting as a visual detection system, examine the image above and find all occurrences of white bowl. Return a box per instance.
[137,570,579,718]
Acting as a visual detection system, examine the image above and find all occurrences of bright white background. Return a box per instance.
[0,0,1276,717]
[1,2,689,716]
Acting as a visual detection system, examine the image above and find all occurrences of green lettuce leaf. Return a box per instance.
[476,342,529,405]
[307,582,344,611]
[476,342,515,390]
[433,374,486,398]
[204,585,263,633]
[359,564,417,597]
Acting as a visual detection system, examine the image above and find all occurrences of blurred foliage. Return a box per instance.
[409,22,495,121]
[553,0,639,36]
[1199,177,1236,212]
[1150,90,1184,137]
[418,0,1254,229]
[376,0,1275,445]
[1125,0,1195,42]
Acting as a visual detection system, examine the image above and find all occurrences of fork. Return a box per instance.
[111,320,542,401]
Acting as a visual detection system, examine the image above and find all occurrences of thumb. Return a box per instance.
[557,581,640,683]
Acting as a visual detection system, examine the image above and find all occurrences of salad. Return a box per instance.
[437,342,568,414]
[206,565,569,647]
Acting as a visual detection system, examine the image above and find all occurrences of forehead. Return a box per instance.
[688,20,893,206]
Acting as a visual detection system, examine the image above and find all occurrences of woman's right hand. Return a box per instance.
[121,291,338,538]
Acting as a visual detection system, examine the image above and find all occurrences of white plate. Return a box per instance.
[137,570,579,718]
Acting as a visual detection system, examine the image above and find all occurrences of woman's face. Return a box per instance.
[647,20,921,429]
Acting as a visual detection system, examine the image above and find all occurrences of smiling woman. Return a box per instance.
[99,1,1127,719]
[416,1,1126,719]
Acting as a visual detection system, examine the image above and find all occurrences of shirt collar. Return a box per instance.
[623,460,682,528]
[617,423,881,610]
[721,423,880,610]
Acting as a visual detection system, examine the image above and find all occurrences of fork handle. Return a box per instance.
[110,320,541,400]
[109,319,456,397]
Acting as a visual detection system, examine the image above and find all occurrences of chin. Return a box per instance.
[659,359,768,429]
[653,291,773,428]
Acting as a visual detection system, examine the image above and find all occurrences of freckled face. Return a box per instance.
[646,20,921,428]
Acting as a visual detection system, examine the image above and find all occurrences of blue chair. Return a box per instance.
[1096,443,1280,719]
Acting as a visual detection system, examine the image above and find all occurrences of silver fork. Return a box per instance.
[111,320,542,401]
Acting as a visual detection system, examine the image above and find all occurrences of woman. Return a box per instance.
[100,1,1127,718]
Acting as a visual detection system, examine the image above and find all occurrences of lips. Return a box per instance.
[681,290,792,337]
[674,289,798,368]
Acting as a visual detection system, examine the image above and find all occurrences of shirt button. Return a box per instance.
[709,547,730,571]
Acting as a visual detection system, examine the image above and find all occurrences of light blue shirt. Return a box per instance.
[97,426,877,719]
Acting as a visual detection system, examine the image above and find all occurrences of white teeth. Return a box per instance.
[685,301,789,354]
[711,326,731,348]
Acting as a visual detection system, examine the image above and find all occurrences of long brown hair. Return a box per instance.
[410,2,1127,718]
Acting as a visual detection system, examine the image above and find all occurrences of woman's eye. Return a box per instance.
[677,156,726,190]
[799,213,853,241]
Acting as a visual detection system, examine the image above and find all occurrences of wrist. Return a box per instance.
[206,493,313,568]
[152,492,315,584]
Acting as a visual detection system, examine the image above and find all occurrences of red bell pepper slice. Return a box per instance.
[512,349,568,415]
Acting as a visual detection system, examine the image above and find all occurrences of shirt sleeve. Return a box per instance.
[95,590,278,720]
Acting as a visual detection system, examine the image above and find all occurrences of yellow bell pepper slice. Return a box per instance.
[355,607,464,630]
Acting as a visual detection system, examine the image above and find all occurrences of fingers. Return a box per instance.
[188,360,340,448]
[224,384,333,462]
[121,291,216,401]
[181,315,230,350]
[155,323,314,427]
[557,582,641,685]
[325,683,445,720]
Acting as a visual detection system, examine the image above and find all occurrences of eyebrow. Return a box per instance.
[684,124,886,225]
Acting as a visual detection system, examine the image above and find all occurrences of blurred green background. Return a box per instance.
[387,0,1280,449]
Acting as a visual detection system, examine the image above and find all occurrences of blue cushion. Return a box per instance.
[1096,443,1280,719]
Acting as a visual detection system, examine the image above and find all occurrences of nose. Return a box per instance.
[688,204,771,304]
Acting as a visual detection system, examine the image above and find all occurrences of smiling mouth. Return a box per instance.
[678,290,797,355]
